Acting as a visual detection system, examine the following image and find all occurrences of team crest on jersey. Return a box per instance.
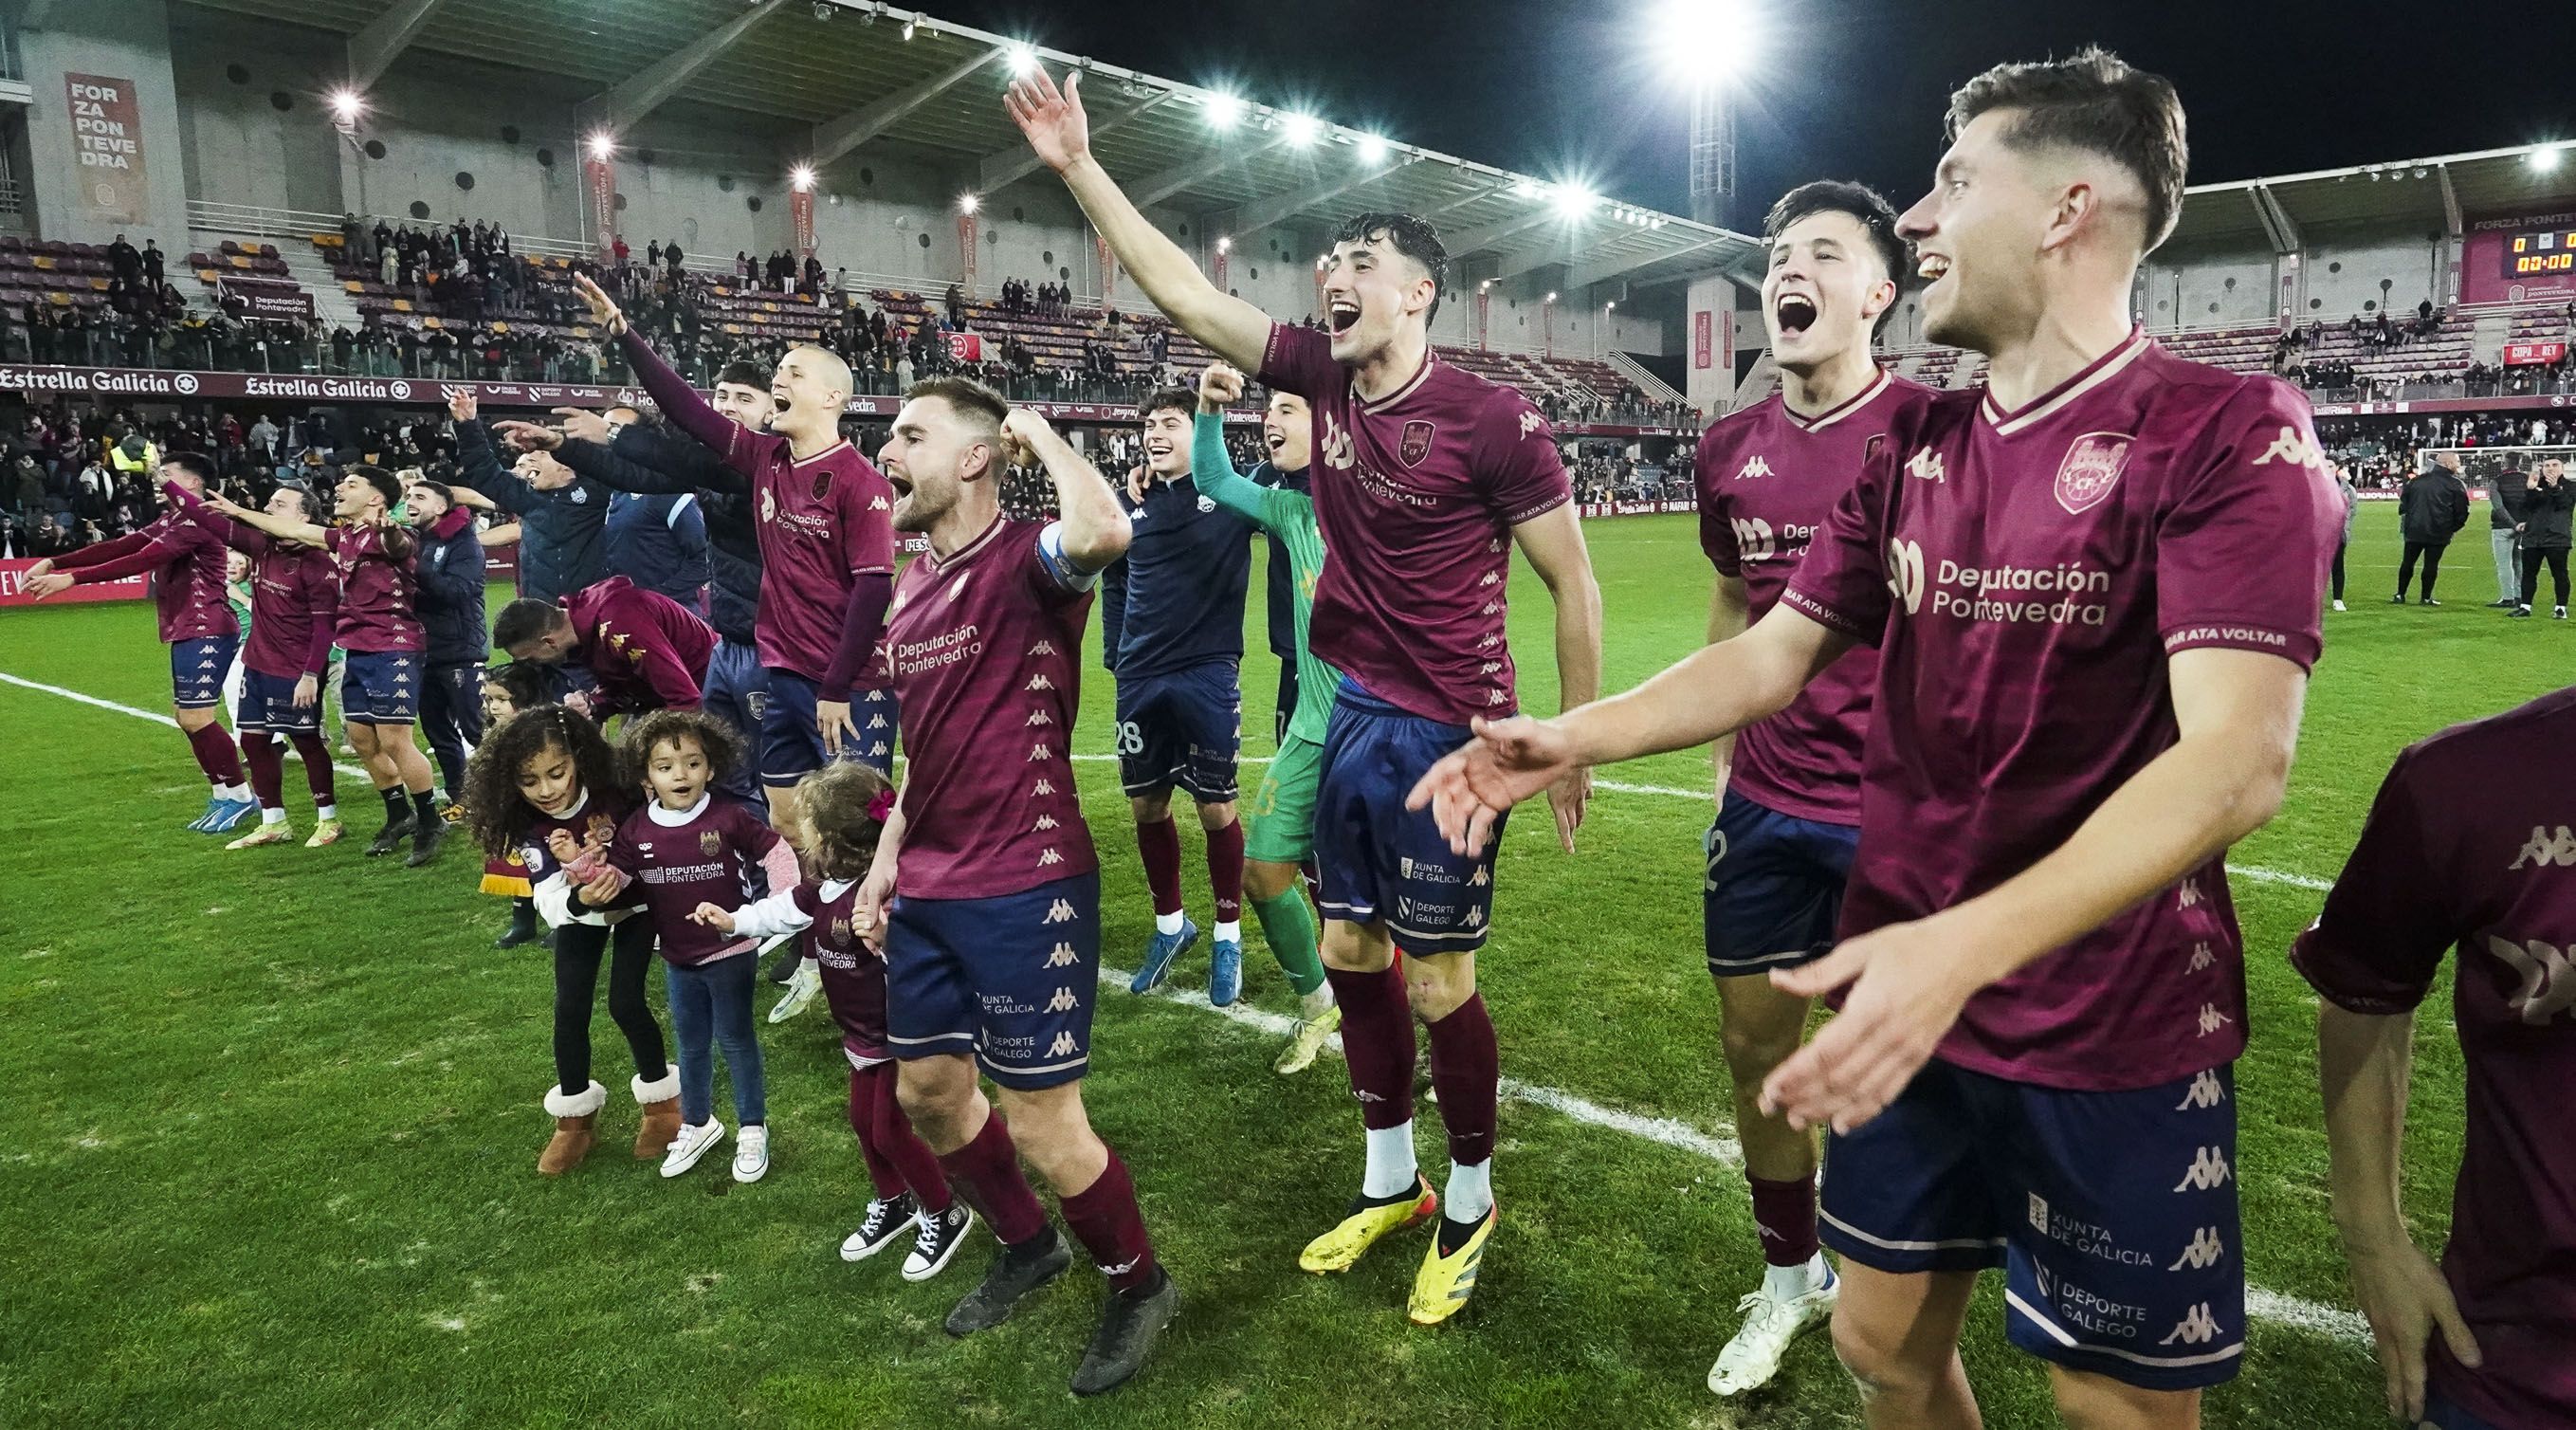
[1197,494,1216,513]
[585,813,615,846]
[1399,420,1435,467]
[830,917,851,944]
[2054,431,2133,516]
[699,830,723,857]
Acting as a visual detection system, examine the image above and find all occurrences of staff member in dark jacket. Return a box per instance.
[403,473,489,803]
[449,391,605,602]
[2511,455,2572,620]
[592,405,712,610]
[2395,451,2471,606]
[2486,461,2528,608]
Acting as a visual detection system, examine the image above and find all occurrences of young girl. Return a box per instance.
[476,663,554,948]
[576,710,797,1184]
[690,761,975,1281]
[463,705,679,1176]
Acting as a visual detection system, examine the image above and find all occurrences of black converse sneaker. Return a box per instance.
[839,1192,919,1262]
[1070,1264,1179,1396]
[944,1227,1071,1336]
[903,1201,977,1282]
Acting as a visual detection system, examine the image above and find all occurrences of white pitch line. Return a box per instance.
[0,671,373,779]
[4,665,2367,1344]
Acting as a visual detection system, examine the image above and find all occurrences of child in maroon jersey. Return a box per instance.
[463,704,676,1176]
[473,663,554,948]
[693,761,976,1283]
[578,710,799,1184]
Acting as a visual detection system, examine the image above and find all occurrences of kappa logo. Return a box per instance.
[888,589,909,615]
[1042,898,1078,925]
[1886,536,1926,614]
[1486,688,1507,706]
[1037,848,1063,867]
[1478,633,1502,649]
[2186,941,2216,973]
[1906,448,1946,485]
[947,573,970,603]
[1479,571,1501,587]
[2158,1304,2223,1347]
[2169,1227,2227,1272]
[2175,1069,2227,1110]
[1481,601,1500,616]
[1469,866,1489,888]
[1025,709,1052,726]
[1400,419,1436,467]
[2194,1003,2234,1037]
[2251,425,2329,472]
[2510,824,2576,869]
[869,494,889,510]
[1732,515,1777,561]
[1028,640,1057,657]
[1045,942,1079,967]
[2482,933,2576,1023]
[2178,876,2203,909]
[1733,453,1775,482]
[1032,778,1057,796]
[1480,660,1502,674]
[1047,1031,1079,1057]
[1516,410,1545,440]
[1026,673,1053,691]
[1489,538,1506,554]
[2172,1146,2233,1193]
[1033,814,1059,831]
[1046,985,1080,1013]
[2053,431,2133,516]
[1028,742,1052,761]
[1320,412,1356,469]
[868,713,886,730]
[1463,905,1485,928]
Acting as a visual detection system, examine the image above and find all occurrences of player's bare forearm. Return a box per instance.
[1933,649,2306,993]
[1056,156,1270,371]
[1706,577,1750,784]
[1562,605,1848,768]
[2317,1001,2416,1248]
[205,496,326,548]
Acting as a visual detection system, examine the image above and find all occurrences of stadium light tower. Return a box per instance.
[2536,144,2567,174]
[586,132,615,161]
[326,88,364,136]
[1651,0,1759,225]
[790,164,817,192]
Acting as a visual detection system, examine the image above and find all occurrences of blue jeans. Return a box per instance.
[665,955,764,1127]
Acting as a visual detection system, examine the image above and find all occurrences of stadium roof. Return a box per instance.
[2165,141,2574,250]
[175,0,1763,294]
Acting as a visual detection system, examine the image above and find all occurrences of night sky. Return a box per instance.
[937,0,2576,230]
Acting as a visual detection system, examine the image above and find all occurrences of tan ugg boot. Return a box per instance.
[539,1081,606,1175]
[631,1071,683,1159]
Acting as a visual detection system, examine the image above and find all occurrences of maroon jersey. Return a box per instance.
[2292,688,2576,1430]
[560,576,716,717]
[516,787,631,884]
[799,878,886,1057]
[701,425,895,688]
[1696,371,1935,824]
[1782,331,2339,1089]
[55,506,236,643]
[604,794,797,966]
[883,517,1097,900]
[325,522,424,654]
[1257,322,1572,724]
[188,508,338,679]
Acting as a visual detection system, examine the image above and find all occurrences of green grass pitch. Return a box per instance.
[2,503,2559,1428]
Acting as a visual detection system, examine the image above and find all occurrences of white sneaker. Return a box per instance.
[659,1118,725,1179]
[1707,1258,1838,1396]
[732,1124,771,1182]
[769,961,822,1023]
[2330,598,2347,612]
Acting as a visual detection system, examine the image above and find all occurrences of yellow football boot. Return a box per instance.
[1298,1176,1435,1274]
[1407,1201,1498,1326]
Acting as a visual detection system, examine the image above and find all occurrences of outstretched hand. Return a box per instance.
[687,902,738,934]
[491,419,562,452]
[1757,914,1977,1133]
[571,272,627,336]
[1002,67,1091,174]
[1403,715,1581,856]
[446,388,478,423]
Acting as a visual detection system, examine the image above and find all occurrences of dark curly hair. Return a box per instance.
[790,761,893,881]
[481,661,554,715]
[620,708,747,795]
[462,704,627,859]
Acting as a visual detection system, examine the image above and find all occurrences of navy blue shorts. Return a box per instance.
[1704,789,1860,974]
[170,634,238,710]
[1315,680,1501,953]
[2423,1390,2507,1430]
[703,639,772,803]
[884,871,1101,1091]
[340,650,421,725]
[761,669,895,784]
[1818,1059,2244,1391]
[235,668,321,735]
[1114,659,1241,802]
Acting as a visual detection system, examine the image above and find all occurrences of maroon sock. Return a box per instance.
[849,1067,906,1201]
[1748,1173,1820,1268]
[934,1109,1049,1247]
[1059,1146,1157,1292]
[287,731,338,808]
[1323,962,1416,1129]
[867,1060,951,1212]
[1136,816,1184,917]
[1423,992,1499,1167]
[239,733,284,810]
[1205,816,1244,925]
[186,721,243,786]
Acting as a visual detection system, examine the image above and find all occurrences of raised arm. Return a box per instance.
[1189,365,1279,528]
[569,273,744,465]
[1006,69,1270,371]
[450,415,534,514]
[42,524,154,573]
[610,423,750,498]
[176,482,328,547]
[1004,408,1128,572]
